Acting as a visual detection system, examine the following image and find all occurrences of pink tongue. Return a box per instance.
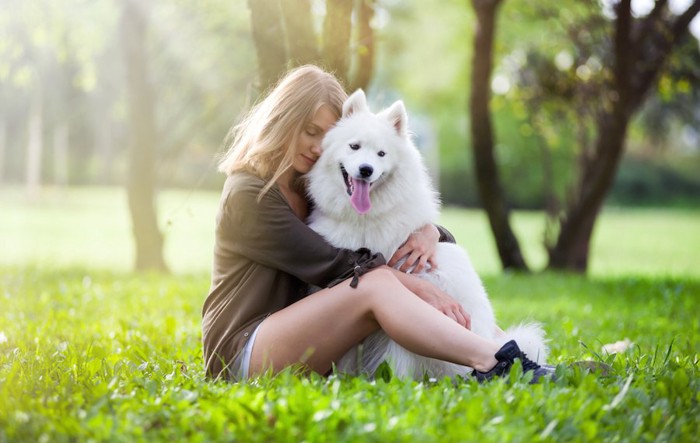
[350,178,371,214]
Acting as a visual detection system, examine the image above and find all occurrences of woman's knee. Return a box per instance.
[357,267,403,296]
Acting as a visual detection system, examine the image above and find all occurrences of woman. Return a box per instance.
[202,65,552,383]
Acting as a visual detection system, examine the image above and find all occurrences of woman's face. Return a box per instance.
[292,105,337,175]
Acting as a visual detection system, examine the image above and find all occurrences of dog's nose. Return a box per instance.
[359,164,374,178]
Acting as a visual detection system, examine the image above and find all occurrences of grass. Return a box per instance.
[2,269,698,442]
[3,186,699,277]
[1,186,699,441]
[440,207,700,277]
[0,186,217,274]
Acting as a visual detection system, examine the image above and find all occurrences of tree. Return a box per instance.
[120,0,168,272]
[548,0,700,272]
[248,0,377,93]
[0,0,105,193]
[470,0,700,273]
[469,0,528,271]
[1,0,260,273]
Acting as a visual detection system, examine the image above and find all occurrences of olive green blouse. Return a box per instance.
[202,172,386,379]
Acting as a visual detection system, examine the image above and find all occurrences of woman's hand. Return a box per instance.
[414,279,472,329]
[388,224,440,273]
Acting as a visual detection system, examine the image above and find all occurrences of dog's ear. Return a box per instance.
[381,100,408,137]
[343,89,369,118]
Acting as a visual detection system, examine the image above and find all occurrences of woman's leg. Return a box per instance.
[248,268,501,376]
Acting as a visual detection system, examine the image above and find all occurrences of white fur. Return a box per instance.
[306,90,548,379]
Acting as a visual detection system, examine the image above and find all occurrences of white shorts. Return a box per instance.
[235,320,264,381]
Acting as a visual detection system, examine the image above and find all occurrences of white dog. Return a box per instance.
[306,90,548,379]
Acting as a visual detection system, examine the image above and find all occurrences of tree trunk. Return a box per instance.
[469,0,528,271]
[349,0,375,92]
[323,0,353,85]
[95,115,114,185]
[248,0,288,92]
[26,87,43,198]
[281,0,319,65]
[247,0,377,94]
[548,112,629,271]
[0,118,7,184]
[121,0,168,273]
[53,122,69,187]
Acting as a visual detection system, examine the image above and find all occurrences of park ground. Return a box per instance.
[1,187,699,442]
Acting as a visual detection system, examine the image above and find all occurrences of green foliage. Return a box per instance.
[384,0,700,209]
[1,268,698,442]
[639,32,700,142]
[0,0,114,91]
[0,0,255,188]
[2,0,698,209]
[610,154,700,206]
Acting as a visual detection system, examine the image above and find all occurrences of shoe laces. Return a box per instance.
[519,352,541,372]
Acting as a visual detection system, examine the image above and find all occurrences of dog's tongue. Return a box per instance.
[350,178,371,214]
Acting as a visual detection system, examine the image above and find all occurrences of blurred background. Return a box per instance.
[1,0,699,275]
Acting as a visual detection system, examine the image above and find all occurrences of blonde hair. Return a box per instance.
[219,65,347,197]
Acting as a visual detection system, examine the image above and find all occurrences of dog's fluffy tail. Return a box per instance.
[499,322,549,364]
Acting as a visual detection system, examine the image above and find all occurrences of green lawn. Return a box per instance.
[1,186,218,275]
[1,186,699,442]
[2,186,699,277]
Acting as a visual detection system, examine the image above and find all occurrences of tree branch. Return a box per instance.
[633,0,668,46]
[629,0,700,108]
[648,0,669,22]
[614,0,633,102]
[672,0,700,40]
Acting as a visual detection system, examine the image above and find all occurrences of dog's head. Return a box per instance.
[315,89,410,215]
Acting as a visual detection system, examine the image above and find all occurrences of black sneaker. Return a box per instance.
[473,340,555,384]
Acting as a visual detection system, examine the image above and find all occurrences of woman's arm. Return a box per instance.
[219,178,384,287]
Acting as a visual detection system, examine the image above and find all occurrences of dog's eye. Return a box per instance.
[378,151,386,157]
[349,143,360,150]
